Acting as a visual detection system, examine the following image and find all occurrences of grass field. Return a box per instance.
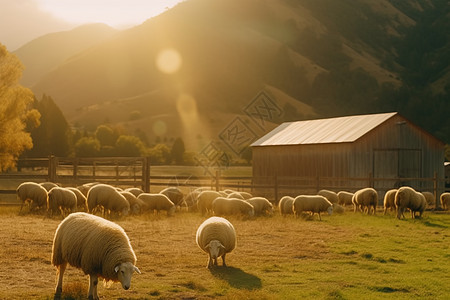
[0,206,449,300]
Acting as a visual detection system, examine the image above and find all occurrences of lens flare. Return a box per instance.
[152,120,167,136]
[156,48,182,74]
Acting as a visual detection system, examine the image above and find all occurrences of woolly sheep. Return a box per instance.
[40,182,60,191]
[292,195,333,220]
[67,187,88,212]
[212,197,255,217]
[383,189,398,215]
[120,191,145,215]
[137,193,176,216]
[337,191,354,206]
[278,196,295,216]
[124,187,144,197]
[196,216,236,268]
[160,186,185,207]
[47,187,77,218]
[440,192,450,210]
[77,182,101,196]
[16,181,48,213]
[226,192,245,200]
[395,186,427,219]
[421,191,435,208]
[184,189,202,212]
[332,203,345,214]
[87,184,130,217]
[51,212,140,299]
[245,197,273,216]
[318,189,339,204]
[197,191,223,216]
[352,188,378,214]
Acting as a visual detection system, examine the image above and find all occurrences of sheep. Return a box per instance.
[77,182,101,197]
[67,187,88,212]
[51,212,140,299]
[124,187,144,197]
[16,181,48,213]
[197,191,223,216]
[332,203,345,214]
[421,191,435,209]
[440,192,450,210]
[292,195,333,220]
[160,186,185,207]
[395,186,427,219]
[352,188,378,214]
[212,197,255,217]
[383,189,398,215]
[137,193,176,216]
[184,189,202,212]
[87,184,130,218]
[196,216,236,268]
[47,187,78,218]
[120,191,145,215]
[226,192,245,200]
[245,197,273,216]
[40,182,60,191]
[337,191,354,206]
[278,196,295,216]
[318,189,339,204]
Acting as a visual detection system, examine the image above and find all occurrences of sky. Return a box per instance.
[0,0,184,51]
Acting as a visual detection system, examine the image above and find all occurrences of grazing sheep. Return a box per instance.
[245,197,273,216]
[332,203,345,214]
[383,189,398,215]
[226,192,245,200]
[51,212,140,299]
[138,193,176,216]
[196,216,236,268]
[212,197,254,217]
[160,186,185,207]
[337,191,354,206]
[77,182,101,197]
[67,187,88,212]
[278,196,295,216]
[47,187,78,218]
[87,184,130,218]
[184,189,202,212]
[16,181,48,213]
[120,191,145,215]
[440,192,450,210]
[421,191,435,209]
[292,195,333,220]
[124,187,144,197]
[395,186,427,219]
[197,191,223,216]
[318,189,339,204]
[40,182,60,191]
[352,188,378,214]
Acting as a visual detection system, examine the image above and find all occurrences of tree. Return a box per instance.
[0,44,40,170]
[95,125,117,147]
[74,137,100,157]
[170,137,185,164]
[147,144,171,165]
[115,135,146,157]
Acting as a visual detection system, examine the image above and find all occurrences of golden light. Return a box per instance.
[155,48,182,74]
[152,120,167,136]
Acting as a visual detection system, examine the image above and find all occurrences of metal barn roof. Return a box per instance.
[251,112,398,146]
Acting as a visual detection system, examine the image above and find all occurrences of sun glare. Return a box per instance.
[156,48,182,74]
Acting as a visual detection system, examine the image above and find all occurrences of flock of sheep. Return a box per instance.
[14,181,450,299]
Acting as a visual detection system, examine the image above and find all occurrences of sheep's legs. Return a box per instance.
[222,254,227,267]
[55,262,67,296]
[88,274,99,300]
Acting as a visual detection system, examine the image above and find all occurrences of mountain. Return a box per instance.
[26,0,450,148]
[14,23,118,86]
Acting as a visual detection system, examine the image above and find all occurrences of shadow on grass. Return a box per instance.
[423,221,447,228]
[210,266,262,290]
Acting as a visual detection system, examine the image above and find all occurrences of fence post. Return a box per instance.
[48,155,58,182]
[73,157,78,182]
[142,157,150,193]
[215,170,220,191]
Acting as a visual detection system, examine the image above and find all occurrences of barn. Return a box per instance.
[251,112,445,202]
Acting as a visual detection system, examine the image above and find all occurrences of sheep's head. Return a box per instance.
[114,262,141,290]
[168,205,176,216]
[327,205,333,215]
[205,240,225,260]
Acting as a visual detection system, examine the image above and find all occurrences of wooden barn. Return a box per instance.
[251,112,445,201]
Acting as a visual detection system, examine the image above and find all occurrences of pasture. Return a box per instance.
[0,206,449,300]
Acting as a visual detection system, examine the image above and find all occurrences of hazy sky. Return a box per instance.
[0,0,184,51]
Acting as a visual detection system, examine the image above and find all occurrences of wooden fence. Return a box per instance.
[0,156,446,207]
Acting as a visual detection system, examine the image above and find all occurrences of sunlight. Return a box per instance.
[156,48,182,74]
[152,120,167,136]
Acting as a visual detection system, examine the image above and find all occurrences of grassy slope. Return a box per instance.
[0,208,448,300]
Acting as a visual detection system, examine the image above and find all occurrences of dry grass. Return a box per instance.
[0,207,449,299]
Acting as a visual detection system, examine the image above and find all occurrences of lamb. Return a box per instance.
[67,187,88,212]
[47,187,78,218]
[383,189,398,215]
[395,186,427,219]
[87,184,130,218]
[120,191,145,215]
[16,181,48,213]
[292,195,333,220]
[352,188,378,214]
[196,216,236,268]
[245,197,273,216]
[278,196,295,216]
[160,186,185,207]
[124,187,144,197]
[137,193,176,216]
[212,197,255,217]
[337,191,354,206]
[421,191,435,209]
[440,192,450,210]
[197,191,223,216]
[318,189,339,204]
[51,212,140,299]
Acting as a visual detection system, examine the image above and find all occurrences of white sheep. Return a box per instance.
[67,187,88,212]
[40,182,60,191]
[440,192,450,210]
[120,191,145,215]
[196,216,237,268]
[197,191,223,216]
[124,187,144,197]
[160,186,185,207]
[16,181,48,213]
[337,191,354,206]
[226,192,245,200]
[137,193,176,216]
[184,189,202,212]
[395,186,427,219]
[352,188,378,214]
[292,195,333,220]
[245,197,273,216]
[47,187,78,218]
[51,212,140,299]
[421,191,435,209]
[278,196,295,216]
[212,197,255,217]
[383,189,398,215]
[332,203,345,214]
[318,189,339,204]
[76,182,101,197]
[87,184,130,218]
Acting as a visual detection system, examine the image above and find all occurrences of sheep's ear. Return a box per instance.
[205,244,210,249]
[114,266,120,273]
[134,266,141,274]
[219,244,225,250]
